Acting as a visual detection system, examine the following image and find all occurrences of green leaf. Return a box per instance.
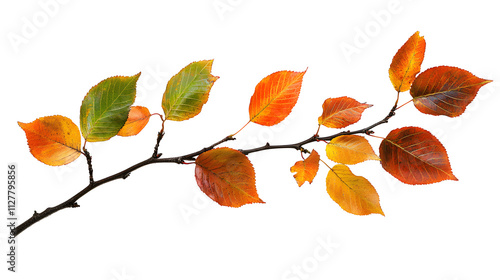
[80,73,141,142]
[162,60,219,121]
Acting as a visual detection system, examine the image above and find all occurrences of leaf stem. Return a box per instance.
[396,99,413,110]
[231,120,251,137]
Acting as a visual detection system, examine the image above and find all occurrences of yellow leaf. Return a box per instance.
[326,135,379,165]
[326,164,384,216]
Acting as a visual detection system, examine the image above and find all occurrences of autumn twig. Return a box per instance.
[13,104,395,237]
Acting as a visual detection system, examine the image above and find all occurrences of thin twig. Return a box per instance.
[14,104,396,237]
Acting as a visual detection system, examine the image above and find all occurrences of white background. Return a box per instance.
[1,0,499,279]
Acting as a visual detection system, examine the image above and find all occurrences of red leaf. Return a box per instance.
[379,126,457,185]
[410,66,492,117]
[290,150,320,187]
[195,147,264,207]
[249,70,306,126]
[389,31,426,92]
[318,97,372,129]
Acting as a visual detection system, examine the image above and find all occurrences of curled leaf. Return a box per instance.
[249,70,306,126]
[290,149,320,187]
[326,164,384,216]
[162,60,218,121]
[195,147,264,207]
[389,31,426,92]
[379,126,457,185]
[410,66,492,117]
[18,115,81,166]
[326,135,379,165]
[318,97,372,129]
[117,106,151,137]
[80,73,141,142]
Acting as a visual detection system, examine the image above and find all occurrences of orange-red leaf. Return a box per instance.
[326,164,384,216]
[326,135,379,165]
[410,66,492,117]
[117,106,151,137]
[18,115,81,166]
[290,149,320,187]
[379,126,457,185]
[195,147,264,207]
[389,31,426,92]
[318,97,372,129]
[249,70,306,126]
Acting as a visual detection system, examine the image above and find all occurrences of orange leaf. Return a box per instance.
[318,97,372,129]
[326,164,384,216]
[326,135,379,165]
[410,66,492,117]
[389,31,426,92]
[249,70,306,126]
[290,149,320,187]
[195,147,264,207]
[379,126,457,185]
[117,106,151,137]
[18,115,81,166]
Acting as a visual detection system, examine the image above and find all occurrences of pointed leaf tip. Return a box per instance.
[80,73,140,142]
[162,59,218,121]
[326,135,380,165]
[389,31,426,93]
[195,147,264,207]
[326,164,384,216]
[19,115,82,166]
[379,126,457,185]
[318,97,372,129]
[249,69,307,126]
[410,66,492,117]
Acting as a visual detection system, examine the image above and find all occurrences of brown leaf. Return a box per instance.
[379,126,457,184]
[318,97,372,129]
[410,66,492,117]
[195,147,264,207]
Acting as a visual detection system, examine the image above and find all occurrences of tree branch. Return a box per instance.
[241,104,397,155]
[13,105,396,237]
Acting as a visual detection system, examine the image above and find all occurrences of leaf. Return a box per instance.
[18,115,81,166]
[389,31,426,92]
[326,135,379,165]
[80,73,141,142]
[162,60,219,121]
[326,164,384,216]
[290,149,320,187]
[195,147,264,207]
[249,70,306,126]
[379,126,458,185]
[117,106,151,137]
[410,66,492,117]
[318,97,372,129]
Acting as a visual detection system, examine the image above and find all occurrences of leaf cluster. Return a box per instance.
[18,32,492,227]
